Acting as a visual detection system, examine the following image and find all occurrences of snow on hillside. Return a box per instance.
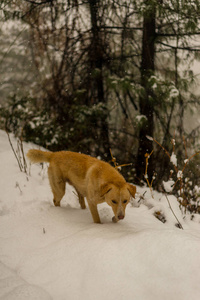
[1,129,200,300]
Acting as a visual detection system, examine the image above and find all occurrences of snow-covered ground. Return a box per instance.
[1,130,200,300]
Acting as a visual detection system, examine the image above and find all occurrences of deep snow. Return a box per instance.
[1,130,200,300]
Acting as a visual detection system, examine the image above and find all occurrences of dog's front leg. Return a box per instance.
[87,200,101,223]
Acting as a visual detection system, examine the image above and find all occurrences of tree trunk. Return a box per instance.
[89,0,110,156]
[136,2,156,182]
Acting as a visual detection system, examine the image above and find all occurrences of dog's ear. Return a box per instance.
[127,184,136,198]
[100,183,112,197]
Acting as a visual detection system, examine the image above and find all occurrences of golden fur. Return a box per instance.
[27,149,136,223]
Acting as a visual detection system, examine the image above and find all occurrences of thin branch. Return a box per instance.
[146,135,171,159]
[157,41,200,52]
[6,131,22,172]
[109,149,132,170]
[24,0,52,5]
[164,193,184,230]
[144,150,154,198]
[101,25,142,31]
[157,32,200,37]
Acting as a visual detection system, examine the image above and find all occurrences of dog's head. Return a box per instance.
[100,183,136,222]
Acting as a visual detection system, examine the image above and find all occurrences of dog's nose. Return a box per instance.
[118,214,124,220]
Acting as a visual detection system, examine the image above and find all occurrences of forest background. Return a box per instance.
[1,0,200,211]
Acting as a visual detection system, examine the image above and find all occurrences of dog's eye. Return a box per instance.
[112,200,117,204]
[123,200,128,204]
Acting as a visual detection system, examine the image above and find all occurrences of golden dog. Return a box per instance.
[27,150,136,223]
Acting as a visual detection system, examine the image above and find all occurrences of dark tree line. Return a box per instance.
[1,0,200,187]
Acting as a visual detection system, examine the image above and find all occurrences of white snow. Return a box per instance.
[170,152,177,167]
[169,86,179,98]
[146,135,153,141]
[163,179,175,192]
[136,115,147,122]
[177,170,183,179]
[1,130,200,300]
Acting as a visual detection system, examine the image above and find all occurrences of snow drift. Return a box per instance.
[0,130,200,300]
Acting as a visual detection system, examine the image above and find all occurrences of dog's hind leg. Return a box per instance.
[52,180,65,207]
[78,193,86,209]
[48,167,65,207]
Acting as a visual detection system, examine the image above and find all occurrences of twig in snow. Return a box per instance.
[6,130,29,181]
[18,136,28,176]
[164,193,184,230]
[6,131,22,172]
[72,190,79,199]
[15,182,22,195]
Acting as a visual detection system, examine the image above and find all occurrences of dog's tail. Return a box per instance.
[27,149,53,164]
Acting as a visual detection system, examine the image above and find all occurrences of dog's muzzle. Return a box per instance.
[112,214,124,223]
